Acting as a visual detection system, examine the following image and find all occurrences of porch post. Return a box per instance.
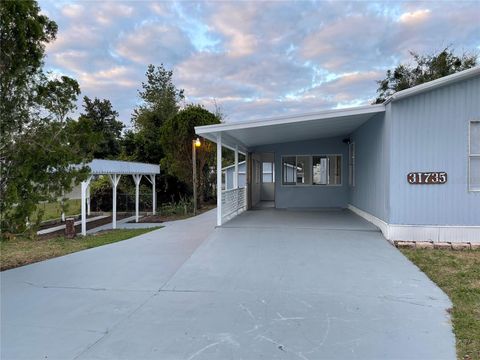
[234,145,239,189]
[109,174,121,229]
[216,133,222,226]
[132,174,142,223]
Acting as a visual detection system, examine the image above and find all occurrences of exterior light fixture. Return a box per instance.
[195,137,201,147]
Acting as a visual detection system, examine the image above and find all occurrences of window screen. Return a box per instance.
[282,157,296,185]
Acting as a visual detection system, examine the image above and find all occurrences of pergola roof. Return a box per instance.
[83,159,160,175]
[195,104,385,151]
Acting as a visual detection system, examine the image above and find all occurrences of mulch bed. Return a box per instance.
[38,214,131,240]
[132,205,216,224]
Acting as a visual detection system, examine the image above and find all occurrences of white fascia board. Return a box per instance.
[195,104,385,134]
[384,66,480,104]
[196,131,248,154]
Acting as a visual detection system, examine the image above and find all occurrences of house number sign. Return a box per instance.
[407,172,447,184]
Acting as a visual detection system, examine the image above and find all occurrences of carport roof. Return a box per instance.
[195,104,385,151]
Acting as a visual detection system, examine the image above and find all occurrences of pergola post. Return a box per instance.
[132,174,142,223]
[216,133,222,226]
[151,175,156,215]
[234,145,239,189]
[108,174,121,229]
[81,176,92,236]
[86,185,91,216]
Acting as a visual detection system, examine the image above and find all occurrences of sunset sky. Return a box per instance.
[39,0,480,126]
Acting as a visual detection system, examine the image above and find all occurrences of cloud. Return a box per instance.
[115,22,193,66]
[398,9,431,24]
[38,0,480,125]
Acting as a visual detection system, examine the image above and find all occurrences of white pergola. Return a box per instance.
[79,159,160,236]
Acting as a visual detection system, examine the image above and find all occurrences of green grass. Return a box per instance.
[35,199,81,222]
[0,227,161,271]
[400,249,480,360]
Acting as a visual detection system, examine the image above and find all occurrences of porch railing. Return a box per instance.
[221,186,247,222]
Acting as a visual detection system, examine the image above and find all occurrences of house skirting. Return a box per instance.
[348,204,480,244]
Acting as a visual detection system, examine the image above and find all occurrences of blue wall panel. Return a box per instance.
[349,112,390,222]
[389,75,480,226]
[253,137,349,208]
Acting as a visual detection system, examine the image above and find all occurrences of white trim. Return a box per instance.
[468,120,480,192]
[223,161,246,171]
[385,66,480,103]
[347,204,390,238]
[216,133,222,226]
[348,204,480,243]
[195,104,385,134]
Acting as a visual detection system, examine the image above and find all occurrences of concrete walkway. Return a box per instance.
[1,208,455,359]
[1,209,217,359]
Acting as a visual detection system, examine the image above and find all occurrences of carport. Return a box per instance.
[195,104,385,226]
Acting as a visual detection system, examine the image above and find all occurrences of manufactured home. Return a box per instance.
[196,67,480,243]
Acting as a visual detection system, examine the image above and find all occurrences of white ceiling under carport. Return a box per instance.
[195,104,385,151]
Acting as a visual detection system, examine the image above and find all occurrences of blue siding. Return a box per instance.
[253,137,349,208]
[349,112,390,222]
[389,75,480,226]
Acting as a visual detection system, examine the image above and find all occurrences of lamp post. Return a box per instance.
[192,137,201,215]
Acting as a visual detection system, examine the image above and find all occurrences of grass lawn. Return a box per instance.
[400,249,480,360]
[1,227,161,271]
[35,199,81,221]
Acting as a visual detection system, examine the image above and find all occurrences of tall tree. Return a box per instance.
[374,48,477,104]
[72,96,124,159]
[0,0,89,235]
[131,64,184,164]
[160,105,221,205]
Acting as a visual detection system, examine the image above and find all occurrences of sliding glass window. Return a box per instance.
[283,155,342,186]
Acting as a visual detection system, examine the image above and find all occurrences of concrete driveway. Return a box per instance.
[1,209,455,359]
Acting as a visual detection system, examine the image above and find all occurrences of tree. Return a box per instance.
[160,105,221,205]
[374,48,477,104]
[0,0,89,235]
[72,96,124,159]
[131,64,184,164]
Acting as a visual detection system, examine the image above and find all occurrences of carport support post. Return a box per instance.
[109,174,121,229]
[234,145,239,189]
[216,133,222,226]
[132,174,142,223]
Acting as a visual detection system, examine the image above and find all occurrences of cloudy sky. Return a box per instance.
[39,0,479,126]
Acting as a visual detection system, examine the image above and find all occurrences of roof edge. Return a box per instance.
[195,103,385,134]
[385,66,480,104]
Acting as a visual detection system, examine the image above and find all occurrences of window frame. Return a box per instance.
[468,120,480,192]
[281,154,343,187]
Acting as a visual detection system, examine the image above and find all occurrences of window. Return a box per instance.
[262,162,274,183]
[282,155,342,186]
[282,156,296,185]
[469,121,480,191]
[348,142,355,187]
